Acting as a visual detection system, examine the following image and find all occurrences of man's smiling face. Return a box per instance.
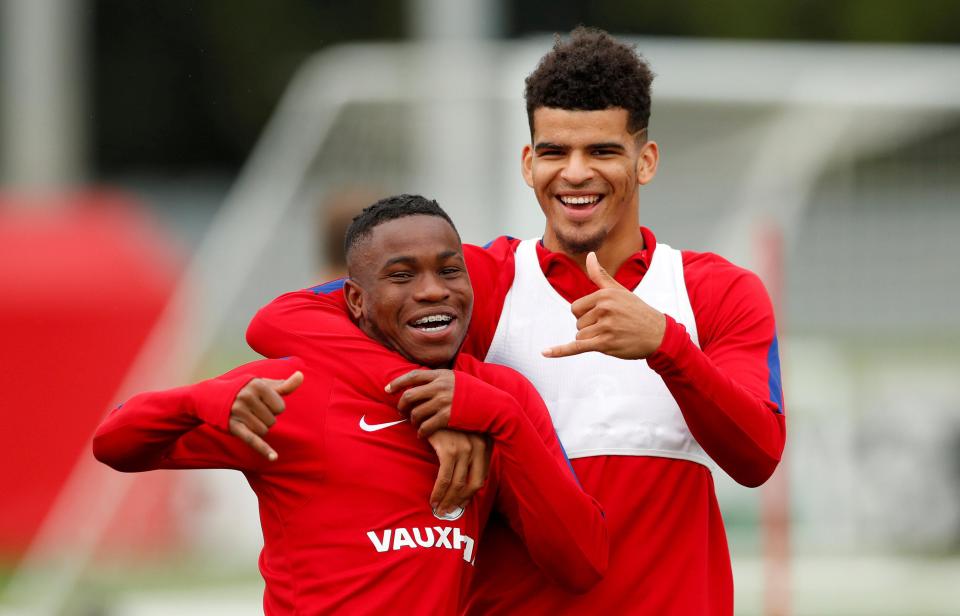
[344,215,473,368]
[522,107,657,256]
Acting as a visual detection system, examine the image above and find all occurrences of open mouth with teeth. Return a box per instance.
[557,194,604,219]
[409,313,455,333]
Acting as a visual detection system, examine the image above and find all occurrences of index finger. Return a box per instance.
[541,338,601,358]
[430,452,454,511]
[229,419,278,461]
[436,452,470,515]
[385,369,438,394]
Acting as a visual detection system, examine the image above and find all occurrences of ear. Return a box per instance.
[636,140,659,186]
[521,144,534,188]
[343,278,365,322]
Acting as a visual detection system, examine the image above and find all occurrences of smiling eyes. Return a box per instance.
[537,148,621,159]
[386,266,464,282]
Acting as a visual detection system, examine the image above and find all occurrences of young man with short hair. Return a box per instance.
[93,195,607,615]
[248,28,786,615]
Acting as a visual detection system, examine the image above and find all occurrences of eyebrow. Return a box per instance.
[383,255,416,268]
[534,142,568,152]
[534,141,626,152]
[381,250,462,269]
[589,142,627,151]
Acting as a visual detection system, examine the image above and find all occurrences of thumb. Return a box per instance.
[273,371,304,396]
[586,252,620,289]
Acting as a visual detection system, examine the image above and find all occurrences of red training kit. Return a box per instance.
[93,348,607,614]
[246,227,786,615]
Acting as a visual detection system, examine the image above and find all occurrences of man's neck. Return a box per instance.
[544,225,644,276]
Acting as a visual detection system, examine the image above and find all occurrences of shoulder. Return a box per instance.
[681,250,775,348]
[255,282,348,315]
[682,249,755,281]
[682,250,771,305]
[460,237,521,357]
[463,236,520,271]
[219,356,307,381]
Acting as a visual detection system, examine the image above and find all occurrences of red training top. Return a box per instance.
[246,227,786,615]
[93,349,607,615]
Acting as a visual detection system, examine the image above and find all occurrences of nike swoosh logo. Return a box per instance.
[359,415,407,432]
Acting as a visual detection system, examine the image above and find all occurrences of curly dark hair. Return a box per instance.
[344,193,458,259]
[524,26,654,135]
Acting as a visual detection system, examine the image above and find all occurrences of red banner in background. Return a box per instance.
[0,192,182,558]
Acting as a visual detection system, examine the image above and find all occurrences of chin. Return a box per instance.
[556,230,606,255]
[418,354,456,368]
[408,347,458,368]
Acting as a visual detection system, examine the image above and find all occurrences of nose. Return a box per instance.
[559,151,594,186]
[413,273,450,302]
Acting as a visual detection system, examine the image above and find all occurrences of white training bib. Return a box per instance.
[485,239,712,468]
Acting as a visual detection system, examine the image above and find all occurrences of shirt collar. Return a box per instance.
[533,227,658,302]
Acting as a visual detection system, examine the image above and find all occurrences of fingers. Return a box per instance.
[428,430,483,515]
[396,381,444,415]
[417,411,450,438]
[229,419,278,461]
[385,369,438,394]
[429,443,455,511]
[573,323,605,342]
[436,435,489,514]
[392,371,454,427]
[542,337,602,358]
[576,307,600,331]
[408,395,449,428]
[231,399,273,433]
[429,436,471,515]
[273,370,303,396]
[235,381,282,428]
[585,251,621,290]
[438,451,470,514]
[228,371,303,461]
[465,435,490,498]
[570,293,599,319]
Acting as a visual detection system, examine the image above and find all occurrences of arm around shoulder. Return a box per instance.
[448,369,608,592]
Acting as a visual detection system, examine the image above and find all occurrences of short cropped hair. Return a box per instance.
[524,26,654,134]
[344,194,458,259]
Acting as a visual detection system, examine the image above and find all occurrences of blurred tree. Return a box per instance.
[509,0,960,43]
[91,0,960,174]
[93,0,403,173]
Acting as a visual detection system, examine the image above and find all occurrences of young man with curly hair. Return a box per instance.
[247,27,786,615]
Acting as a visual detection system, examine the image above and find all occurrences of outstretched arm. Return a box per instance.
[93,359,304,473]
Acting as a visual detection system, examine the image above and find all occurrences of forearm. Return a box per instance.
[92,376,251,472]
[449,373,608,592]
[648,317,785,487]
[246,289,352,361]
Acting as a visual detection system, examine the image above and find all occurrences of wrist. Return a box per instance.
[449,371,515,435]
[190,375,256,431]
[646,314,689,373]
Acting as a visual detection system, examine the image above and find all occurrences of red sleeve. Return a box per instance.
[92,358,305,473]
[246,236,518,365]
[460,238,518,358]
[646,252,786,487]
[448,362,608,593]
[245,283,349,361]
[246,286,436,403]
[463,359,566,461]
